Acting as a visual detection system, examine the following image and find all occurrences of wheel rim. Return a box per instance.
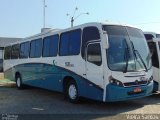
[17,78,21,87]
[68,84,77,100]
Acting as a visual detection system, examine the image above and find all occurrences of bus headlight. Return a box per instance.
[109,76,124,87]
[148,76,153,83]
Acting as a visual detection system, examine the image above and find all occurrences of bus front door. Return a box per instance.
[85,42,104,88]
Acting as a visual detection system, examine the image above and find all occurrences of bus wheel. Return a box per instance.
[66,80,79,103]
[16,75,23,89]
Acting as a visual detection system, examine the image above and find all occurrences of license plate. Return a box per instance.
[134,88,142,93]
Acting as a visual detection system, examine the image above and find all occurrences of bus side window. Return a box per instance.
[20,41,30,59]
[82,27,100,59]
[11,44,20,59]
[4,46,12,60]
[30,39,42,58]
[59,29,81,56]
[43,35,59,57]
[87,43,102,66]
[148,42,159,68]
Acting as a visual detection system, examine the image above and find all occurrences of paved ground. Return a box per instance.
[0,80,160,120]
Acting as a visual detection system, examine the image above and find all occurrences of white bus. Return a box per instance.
[144,32,160,91]
[4,22,153,103]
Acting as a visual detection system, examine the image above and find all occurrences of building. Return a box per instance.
[0,37,22,72]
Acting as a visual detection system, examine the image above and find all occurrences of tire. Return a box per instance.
[66,80,79,103]
[15,74,24,89]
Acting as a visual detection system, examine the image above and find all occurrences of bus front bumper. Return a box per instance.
[105,82,153,102]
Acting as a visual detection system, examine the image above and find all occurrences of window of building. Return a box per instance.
[0,59,3,72]
[87,43,102,66]
[30,39,42,58]
[81,26,100,59]
[4,46,12,60]
[59,29,81,56]
[43,35,59,57]
[0,48,3,59]
[20,41,30,58]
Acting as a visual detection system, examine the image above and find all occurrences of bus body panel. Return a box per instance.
[106,82,153,101]
[4,62,104,101]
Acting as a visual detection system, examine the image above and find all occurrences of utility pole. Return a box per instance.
[43,0,47,28]
[67,7,89,27]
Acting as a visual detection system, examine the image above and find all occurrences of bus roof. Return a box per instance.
[144,31,160,42]
[5,22,141,47]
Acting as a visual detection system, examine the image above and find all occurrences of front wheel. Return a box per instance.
[16,75,24,89]
[66,81,79,103]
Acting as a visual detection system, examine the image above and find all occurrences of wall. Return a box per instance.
[0,48,3,72]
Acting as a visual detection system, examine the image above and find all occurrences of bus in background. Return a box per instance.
[4,22,153,103]
[144,32,160,91]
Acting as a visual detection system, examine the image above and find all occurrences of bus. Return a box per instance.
[4,22,153,103]
[144,32,160,91]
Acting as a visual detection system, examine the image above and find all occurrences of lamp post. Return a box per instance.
[43,0,47,28]
[67,7,89,27]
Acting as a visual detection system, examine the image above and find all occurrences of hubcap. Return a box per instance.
[17,78,21,87]
[68,84,77,100]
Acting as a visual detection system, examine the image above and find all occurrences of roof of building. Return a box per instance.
[0,37,22,47]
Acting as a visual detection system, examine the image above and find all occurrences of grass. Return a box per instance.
[0,79,15,87]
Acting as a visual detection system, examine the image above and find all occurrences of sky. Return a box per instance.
[0,0,160,38]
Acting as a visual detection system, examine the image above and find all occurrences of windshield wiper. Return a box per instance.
[134,50,148,72]
[123,47,129,73]
[130,41,148,72]
[123,38,130,73]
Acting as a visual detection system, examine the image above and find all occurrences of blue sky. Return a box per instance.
[0,0,160,38]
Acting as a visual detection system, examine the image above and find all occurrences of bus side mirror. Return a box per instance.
[102,31,109,49]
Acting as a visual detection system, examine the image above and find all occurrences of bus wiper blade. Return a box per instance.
[134,50,148,72]
[130,41,148,72]
[123,47,129,73]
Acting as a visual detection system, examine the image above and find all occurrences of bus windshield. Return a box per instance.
[103,25,152,72]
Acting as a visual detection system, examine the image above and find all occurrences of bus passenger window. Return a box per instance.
[87,43,102,66]
[20,42,30,59]
[11,44,20,59]
[30,39,42,58]
[4,46,11,60]
[43,35,58,57]
[59,29,81,56]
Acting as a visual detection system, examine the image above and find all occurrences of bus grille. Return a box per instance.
[124,81,148,87]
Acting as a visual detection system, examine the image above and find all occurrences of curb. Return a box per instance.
[0,83,16,87]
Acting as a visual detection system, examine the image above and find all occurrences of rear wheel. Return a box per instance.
[16,75,24,89]
[66,80,79,103]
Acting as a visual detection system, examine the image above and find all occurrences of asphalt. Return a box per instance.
[0,79,159,120]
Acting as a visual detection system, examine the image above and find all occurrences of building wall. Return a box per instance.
[0,47,4,72]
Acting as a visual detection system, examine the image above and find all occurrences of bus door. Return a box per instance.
[85,42,104,88]
[148,40,160,90]
[157,41,160,90]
